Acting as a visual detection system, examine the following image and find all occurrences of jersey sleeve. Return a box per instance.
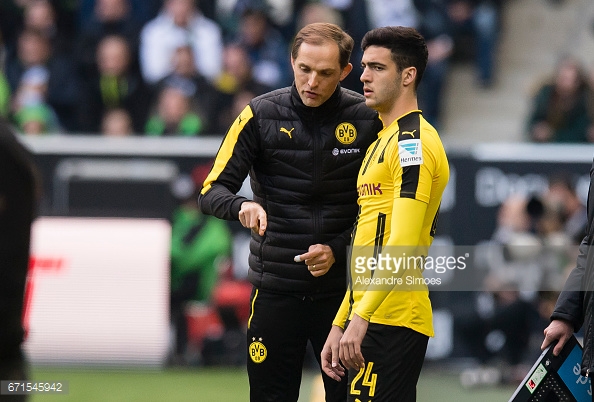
[198,105,259,220]
[332,291,352,328]
[353,197,428,320]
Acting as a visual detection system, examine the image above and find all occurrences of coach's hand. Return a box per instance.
[295,244,335,277]
[339,314,368,370]
[239,201,267,236]
[542,319,573,356]
[321,325,346,381]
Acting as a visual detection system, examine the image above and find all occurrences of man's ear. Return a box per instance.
[340,63,353,81]
[402,67,417,87]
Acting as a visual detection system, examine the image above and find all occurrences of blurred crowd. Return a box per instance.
[458,173,587,386]
[0,0,507,136]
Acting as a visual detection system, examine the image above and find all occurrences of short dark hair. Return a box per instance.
[291,23,354,70]
[361,26,428,90]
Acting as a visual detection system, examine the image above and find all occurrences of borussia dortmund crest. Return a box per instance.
[335,122,357,145]
[249,337,267,363]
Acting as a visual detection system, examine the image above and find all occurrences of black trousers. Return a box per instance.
[347,324,428,402]
[0,351,29,402]
[246,288,347,402]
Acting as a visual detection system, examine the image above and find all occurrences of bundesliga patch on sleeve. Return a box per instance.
[398,139,423,167]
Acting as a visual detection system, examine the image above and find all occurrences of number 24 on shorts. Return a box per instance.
[350,361,377,398]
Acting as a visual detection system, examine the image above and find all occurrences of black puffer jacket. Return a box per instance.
[0,121,37,360]
[551,160,594,376]
[199,84,382,295]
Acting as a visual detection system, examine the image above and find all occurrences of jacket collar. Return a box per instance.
[291,83,342,122]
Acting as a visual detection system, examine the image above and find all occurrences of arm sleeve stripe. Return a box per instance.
[430,205,440,237]
[400,165,420,198]
[201,105,254,194]
[369,212,386,279]
[398,112,421,198]
[372,212,386,266]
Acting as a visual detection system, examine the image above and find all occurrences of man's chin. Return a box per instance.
[302,98,323,107]
[365,99,378,110]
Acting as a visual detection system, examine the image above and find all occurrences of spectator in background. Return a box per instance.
[415,0,455,129]
[78,35,150,134]
[145,84,205,136]
[155,45,219,134]
[213,0,294,43]
[21,0,71,57]
[212,44,272,134]
[11,64,50,114]
[0,0,77,58]
[446,0,501,88]
[5,29,78,131]
[101,108,133,136]
[75,0,142,78]
[527,55,594,143]
[169,163,233,366]
[140,0,223,84]
[544,174,587,243]
[15,102,59,135]
[233,6,292,89]
[77,0,161,28]
[296,3,344,31]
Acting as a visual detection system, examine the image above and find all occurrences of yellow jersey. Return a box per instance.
[333,110,449,337]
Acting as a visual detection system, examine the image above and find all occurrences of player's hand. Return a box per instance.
[294,244,335,277]
[321,325,346,381]
[238,201,267,236]
[339,314,368,370]
[541,319,573,356]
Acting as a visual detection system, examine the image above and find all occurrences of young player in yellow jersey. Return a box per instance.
[321,26,450,401]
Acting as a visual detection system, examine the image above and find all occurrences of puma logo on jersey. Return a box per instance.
[401,129,417,138]
[280,127,294,139]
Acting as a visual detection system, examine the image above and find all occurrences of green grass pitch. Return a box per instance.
[28,366,518,401]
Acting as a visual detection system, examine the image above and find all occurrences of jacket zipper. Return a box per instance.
[259,196,267,271]
[312,122,321,244]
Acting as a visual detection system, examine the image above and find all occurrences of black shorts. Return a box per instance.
[247,287,347,402]
[347,324,428,402]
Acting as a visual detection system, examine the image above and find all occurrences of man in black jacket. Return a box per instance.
[199,23,382,402]
[0,120,38,401]
[542,162,594,380]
